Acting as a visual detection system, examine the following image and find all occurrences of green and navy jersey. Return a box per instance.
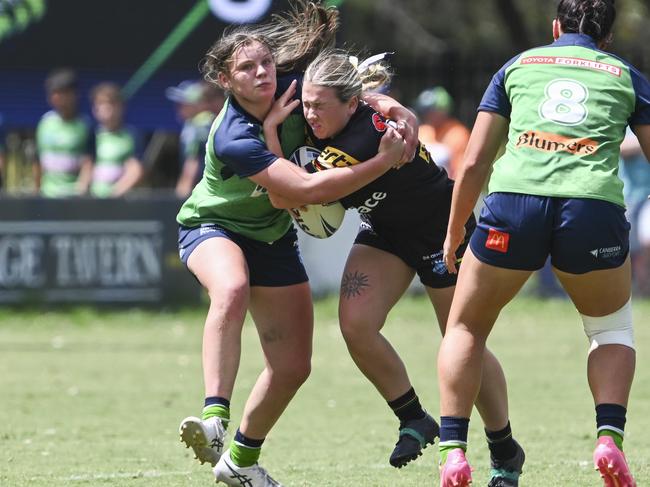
[308,103,453,234]
[91,125,143,198]
[480,33,650,207]
[176,76,305,243]
[36,111,94,197]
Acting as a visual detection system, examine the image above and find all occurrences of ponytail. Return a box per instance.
[255,0,339,74]
[305,49,393,102]
[557,0,616,42]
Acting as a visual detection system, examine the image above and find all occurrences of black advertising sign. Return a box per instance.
[0,196,201,305]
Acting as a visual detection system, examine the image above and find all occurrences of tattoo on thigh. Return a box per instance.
[341,270,370,299]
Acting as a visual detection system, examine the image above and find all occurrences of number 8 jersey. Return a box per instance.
[480,32,650,207]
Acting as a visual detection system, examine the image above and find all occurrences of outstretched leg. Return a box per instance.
[180,237,251,466]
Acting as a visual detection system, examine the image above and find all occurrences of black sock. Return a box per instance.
[486,421,517,461]
[387,387,426,424]
[595,403,626,433]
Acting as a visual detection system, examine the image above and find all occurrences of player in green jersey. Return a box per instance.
[34,69,94,198]
[90,82,144,198]
[176,3,417,486]
[438,1,650,486]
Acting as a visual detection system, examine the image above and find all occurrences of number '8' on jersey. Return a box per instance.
[478,34,650,208]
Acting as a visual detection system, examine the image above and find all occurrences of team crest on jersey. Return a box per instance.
[372,113,387,132]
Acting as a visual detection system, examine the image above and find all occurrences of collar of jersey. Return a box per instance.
[552,33,598,49]
[229,96,263,125]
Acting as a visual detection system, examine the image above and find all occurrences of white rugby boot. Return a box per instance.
[214,449,283,486]
[179,416,227,466]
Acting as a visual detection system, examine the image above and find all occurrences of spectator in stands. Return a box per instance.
[414,86,470,179]
[166,80,223,198]
[33,68,94,197]
[89,82,144,197]
[619,128,650,295]
[201,80,226,117]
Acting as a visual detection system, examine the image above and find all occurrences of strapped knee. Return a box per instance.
[581,299,635,352]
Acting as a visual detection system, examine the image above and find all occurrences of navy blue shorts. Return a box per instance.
[178,224,308,287]
[354,215,476,289]
[470,193,630,274]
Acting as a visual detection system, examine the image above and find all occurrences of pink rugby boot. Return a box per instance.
[593,435,636,487]
[439,448,472,487]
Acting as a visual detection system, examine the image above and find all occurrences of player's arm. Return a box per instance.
[77,129,95,195]
[112,157,144,197]
[363,92,418,163]
[76,155,93,195]
[267,191,306,210]
[263,81,301,157]
[443,111,509,273]
[249,128,405,205]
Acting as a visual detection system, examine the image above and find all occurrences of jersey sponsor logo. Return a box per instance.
[515,130,599,155]
[316,146,360,169]
[356,191,387,214]
[589,245,622,259]
[199,224,219,235]
[485,228,509,253]
[371,113,387,132]
[521,56,622,77]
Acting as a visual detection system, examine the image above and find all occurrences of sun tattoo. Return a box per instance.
[341,271,370,299]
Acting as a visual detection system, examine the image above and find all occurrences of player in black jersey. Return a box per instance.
[263,50,523,480]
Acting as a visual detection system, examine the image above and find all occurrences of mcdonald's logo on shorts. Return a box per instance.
[485,228,510,253]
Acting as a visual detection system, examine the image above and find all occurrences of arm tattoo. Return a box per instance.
[341,270,370,299]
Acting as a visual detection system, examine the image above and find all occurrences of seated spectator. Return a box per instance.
[90,82,144,197]
[34,68,94,197]
[414,86,469,179]
[166,80,223,198]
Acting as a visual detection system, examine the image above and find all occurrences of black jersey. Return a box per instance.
[307,103,454,234]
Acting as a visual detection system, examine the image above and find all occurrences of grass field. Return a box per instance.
[1,296,649,486]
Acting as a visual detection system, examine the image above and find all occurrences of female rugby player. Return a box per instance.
[175,3,417,486]
[262,50,522,485]
[438,1,650,485]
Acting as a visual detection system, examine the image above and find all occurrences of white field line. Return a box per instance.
[59,470,192,481]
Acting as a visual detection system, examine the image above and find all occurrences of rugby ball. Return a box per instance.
[288,146,346,239]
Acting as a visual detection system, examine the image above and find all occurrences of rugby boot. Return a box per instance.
[389,412,440,468]
[214,449,283,486]
[488,439,525,487]
[593,435,637,487]
[439,448,473,487]
[179,416,227,467]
